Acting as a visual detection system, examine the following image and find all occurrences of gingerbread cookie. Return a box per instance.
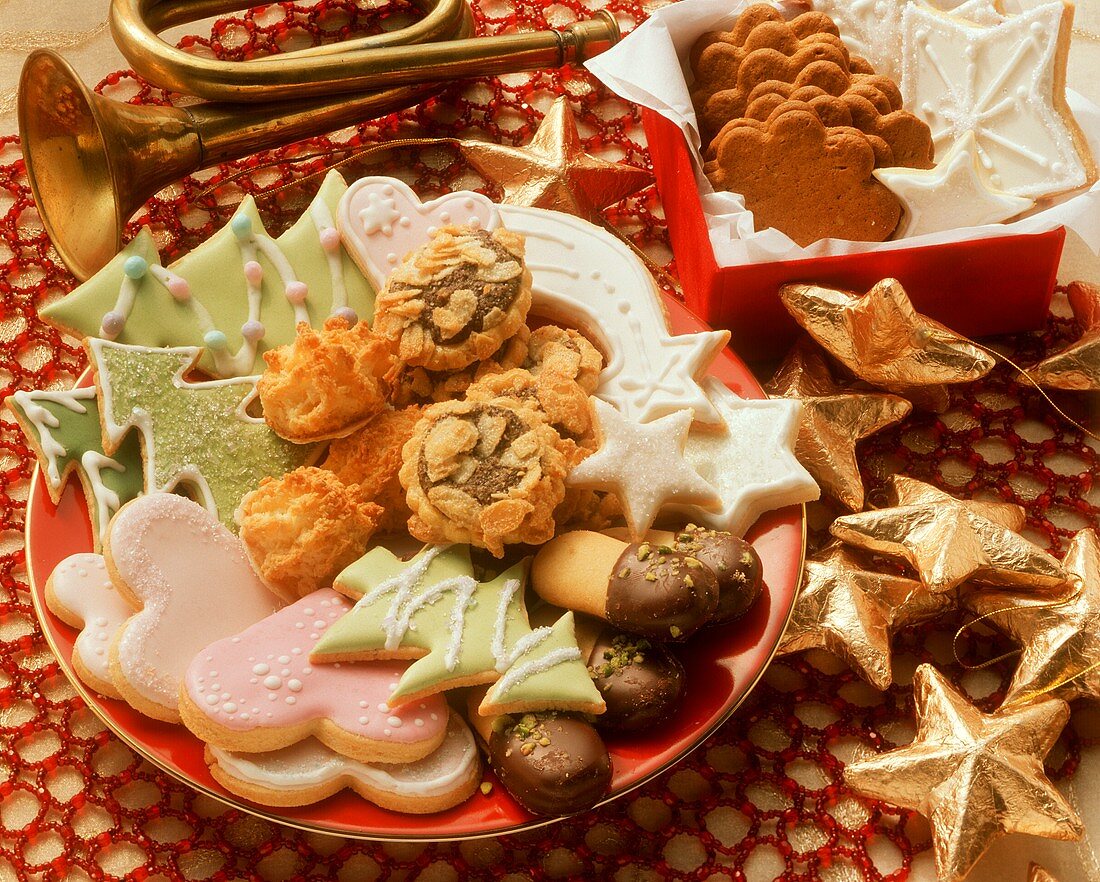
[205,710,480,811]
[237,467,384,602]
[704,107,901,245]
[257,315,393,443]
[373,226,532,372]
[321,405,423,533]
[399,396,569,556]
[179,588,451,763]
[532,531,720,642]
[104,494,282,722]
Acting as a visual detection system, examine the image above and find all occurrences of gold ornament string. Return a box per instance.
[190,139,682,295]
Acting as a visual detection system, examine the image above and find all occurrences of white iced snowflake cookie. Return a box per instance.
[104,493,283,722]
[44,553,134,698]
[900,0,1096,200]
[205,710,480,811]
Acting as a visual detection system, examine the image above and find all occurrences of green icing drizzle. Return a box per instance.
[6,386,143,548]
[314,544,603,713]
[42,171,375,378]
[88,339,316,531]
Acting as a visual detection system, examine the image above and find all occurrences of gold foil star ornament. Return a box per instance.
[778,544,953,689]
[831,476,1068,594]
[765,340,912,510]
[1030,282,1100,392]
[457,97,652,223]
[844,664,1083,882]
[779,278,995,411]
[966,529,1100,706]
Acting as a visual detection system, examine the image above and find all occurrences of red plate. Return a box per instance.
[25,294,805,840]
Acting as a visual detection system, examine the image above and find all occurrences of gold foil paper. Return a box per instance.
[778,544,953,689]
[844,664,1083,882]
[831,475,1069,594]
[765,340,912,511]
[458,96,652,223]
[966,529,1100,706]
[1031,281,1100,391]
[779,279,995,412]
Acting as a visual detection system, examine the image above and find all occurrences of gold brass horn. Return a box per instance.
[18,3,620,281]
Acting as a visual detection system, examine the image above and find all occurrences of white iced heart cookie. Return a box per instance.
[336,177,730,425]
[206,711,480,811]
[875,130,1035,237]
[44,552,134,698]
[669,379,820,535]
[104,493,282,722]
[901,0,1096,200]
[338,177,499,287]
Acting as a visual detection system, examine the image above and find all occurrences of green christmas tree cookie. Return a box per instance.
[88,338,318,530]
[313,544,606,717]
[6,386,143,548]
[42,171,374,378]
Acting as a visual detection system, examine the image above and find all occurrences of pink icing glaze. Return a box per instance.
[184,588,449,746]
[109,493,282,710]
[337,177,499,288]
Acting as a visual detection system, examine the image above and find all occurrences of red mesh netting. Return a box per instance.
[1,1,1098,879]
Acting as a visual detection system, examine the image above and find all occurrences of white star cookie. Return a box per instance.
[811,0,1002,80]
[875,130,1035,236]
[667,379,820,536]
[567,399,721,539]
[901,0,1095,200]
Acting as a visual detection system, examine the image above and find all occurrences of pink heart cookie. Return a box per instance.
[337,177,499,287]
[106,493,283,722]
[179,589,450,764]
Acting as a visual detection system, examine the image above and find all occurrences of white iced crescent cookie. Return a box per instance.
[207,711,480,810]
[337,177,730,425]
[44,552,133,698]
[105,493,282,722]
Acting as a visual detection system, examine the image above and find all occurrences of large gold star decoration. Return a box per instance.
[778,279,995,411]
[457,96,652,223]
[831,476,1068,595]
[1030,281,1100,392]
[966,529,1100,707]
[765,340,912,510]
[778,544,953,689]
[844,665,1083,882]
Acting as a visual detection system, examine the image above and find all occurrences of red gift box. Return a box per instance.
[643,109,1067,363]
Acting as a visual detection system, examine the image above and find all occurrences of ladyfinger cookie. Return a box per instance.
[530,531,719,641]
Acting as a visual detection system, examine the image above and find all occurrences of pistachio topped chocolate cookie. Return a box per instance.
[399,396,569,556]
[374,225,533,372]
[586,631,685,732]
[668,525,763,623]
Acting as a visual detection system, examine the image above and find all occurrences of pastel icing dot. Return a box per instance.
[384,728,392,736]
[123,255,148,279]
[285,281,308,304]
[241,320,266,343]
[231,215,253,239]
[359,700,369,708]
[313,621,326,629]
[387,716,403,727]
[399,217,411,228]
[167,276,191,301]
[285,696,297,705]
[252,663,269,675]
[100,311,126,339]
[415,719,424,727]
[223,702,237,713]
[204,330,228,350]
[440,211,451,223]
[287,679,303,692]
[278,655,291,665]
[205,694,219,706]
[332,306,358,327]
[243,260,264,287]
[359,716,369,725]
[319,227,341,252]
[378,703,389,712]
[264,676,283,689]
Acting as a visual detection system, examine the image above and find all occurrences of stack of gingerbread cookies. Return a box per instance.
[690,4,934,245]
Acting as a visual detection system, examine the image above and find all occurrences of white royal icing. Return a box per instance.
[567,398,723,538]
[667,379,820,536]
[209,711,477,799]
[11,387,91,484]
[900,1,1090,199]
[48,552,133,688]
[875,130,1035,237]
